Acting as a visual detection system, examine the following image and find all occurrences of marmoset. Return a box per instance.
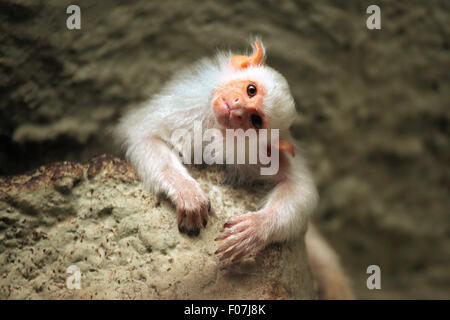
[115,40,353,299]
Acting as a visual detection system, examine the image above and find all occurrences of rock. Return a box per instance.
[0,154,316,299]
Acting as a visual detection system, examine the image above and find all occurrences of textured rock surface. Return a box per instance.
[0,154,316,299]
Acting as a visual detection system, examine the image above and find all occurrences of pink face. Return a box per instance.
[212,79,266,130]
[209,39,295,158]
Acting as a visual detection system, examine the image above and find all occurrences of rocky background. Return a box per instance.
[0,0,448,299]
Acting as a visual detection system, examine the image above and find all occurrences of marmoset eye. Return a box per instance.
[251,114,263,129]
[247,84,257,97]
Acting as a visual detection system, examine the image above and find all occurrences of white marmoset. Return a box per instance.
[114,40,353,299]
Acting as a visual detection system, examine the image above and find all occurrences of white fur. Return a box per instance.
[114,41,318,244]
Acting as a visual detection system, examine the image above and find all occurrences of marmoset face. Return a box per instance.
[212,79,266,131]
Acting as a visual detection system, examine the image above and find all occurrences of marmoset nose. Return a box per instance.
[227,96,242,109]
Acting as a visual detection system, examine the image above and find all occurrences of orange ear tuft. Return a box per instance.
[229,41,265,70]
[277,140,295,157]
[249,41,264,66]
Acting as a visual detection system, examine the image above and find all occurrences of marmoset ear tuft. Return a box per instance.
[278,140,295,157]
[229,41,265,70]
